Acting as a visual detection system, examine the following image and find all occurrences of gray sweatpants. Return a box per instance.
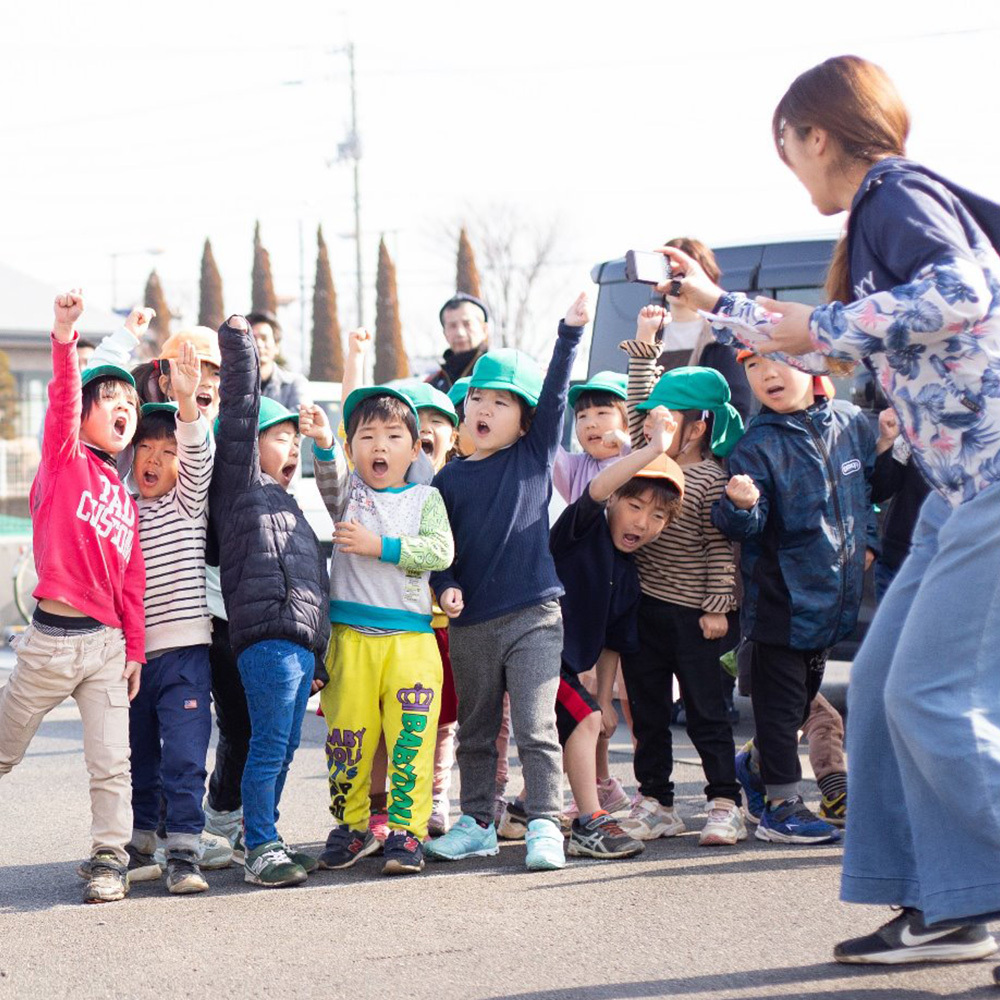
[449,600,563,826]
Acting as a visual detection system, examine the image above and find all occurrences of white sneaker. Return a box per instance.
[154,831,234,870]
[698,800,748,846]
[619,795,685,840]
[203,801,242,846]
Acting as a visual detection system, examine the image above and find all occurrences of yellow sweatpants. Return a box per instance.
[321,625,442,840]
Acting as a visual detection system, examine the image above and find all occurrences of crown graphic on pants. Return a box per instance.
[396,683,434,713]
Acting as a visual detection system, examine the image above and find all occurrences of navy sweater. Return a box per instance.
[430,321,583,627]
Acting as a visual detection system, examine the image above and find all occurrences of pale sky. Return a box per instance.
[3,0,1000,369]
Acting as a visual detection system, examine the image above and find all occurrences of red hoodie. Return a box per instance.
[30,334,146,662]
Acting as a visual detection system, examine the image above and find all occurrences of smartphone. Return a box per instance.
[625,250,671,286]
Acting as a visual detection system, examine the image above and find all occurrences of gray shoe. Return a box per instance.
[166,851,209,895]
[153,832,232,871]
[83,852,129,903]
[77,843,160,883]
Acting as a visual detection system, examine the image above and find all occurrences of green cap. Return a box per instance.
[81,363,136,390]
[257,396,299,433]
[342,385,419,431]
[469,348,543,407]
[140,401,178,417]
[399,382,459,427]
[567,371,628,408]
[447,377,472,408]
[635,366,745,458]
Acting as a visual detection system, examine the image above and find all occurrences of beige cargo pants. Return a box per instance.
[0,624,132,864]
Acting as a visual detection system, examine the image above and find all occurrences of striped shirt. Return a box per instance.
[622,339,737,613]
[137,416,213,657]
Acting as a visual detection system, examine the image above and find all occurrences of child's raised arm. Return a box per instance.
[620,305,666,451]
[170,341,212,520]
[89,307,155,371]
[303,403,351,523]
[588,409,678,503]
[44,290,86,462]
[341,328,372,404]
[212,315,261,497]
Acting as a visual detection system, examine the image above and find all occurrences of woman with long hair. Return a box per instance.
[660,55,1000,969]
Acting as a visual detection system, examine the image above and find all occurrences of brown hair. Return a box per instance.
[664,238,721,285]
[346,394,419,445]
[773,56,909,306]
[572,390,628,428]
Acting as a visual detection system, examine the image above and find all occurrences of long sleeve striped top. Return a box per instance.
[621,339,737,613]
[137,416,213,657]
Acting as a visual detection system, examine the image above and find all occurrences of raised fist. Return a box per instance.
[726,474,760,511]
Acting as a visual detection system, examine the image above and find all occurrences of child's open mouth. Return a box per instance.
[476,421,490,436]
[586,433,603,444]
[421,439,434,455]
[196,391,213,408]
[142,470,158,486]
[372,458,388,475]
[621,532,641,547]
[114,416,127,435]
[766,385,785,398]
[281,463,296,481]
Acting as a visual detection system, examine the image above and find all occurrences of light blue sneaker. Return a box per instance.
[424,814,499,861]
[525,818,566,870]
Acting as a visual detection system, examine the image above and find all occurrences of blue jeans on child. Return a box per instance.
[130,645,212,853]
[237,639,314,850]
[843,483,1000,926]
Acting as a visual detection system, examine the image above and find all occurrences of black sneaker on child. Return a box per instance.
[382,830,425,874]
[568,812,645,859]
[318,825,379,870]
[166,850,209,894]
[834,908,997,964]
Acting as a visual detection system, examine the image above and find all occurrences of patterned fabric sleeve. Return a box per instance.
[620,339,660,450]
[698,472,738,613]
[810,257,992,362]
[396,489,454,573]
[313,443,352,523]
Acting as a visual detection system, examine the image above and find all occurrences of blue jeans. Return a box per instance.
[842,483,1000,925]
[130,645,212,850]
[237,640,314,850]
[873,559,898,602]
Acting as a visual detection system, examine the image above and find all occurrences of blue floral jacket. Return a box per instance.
[715,158,1000,507]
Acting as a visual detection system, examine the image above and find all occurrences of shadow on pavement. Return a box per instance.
[478,964,995,1000]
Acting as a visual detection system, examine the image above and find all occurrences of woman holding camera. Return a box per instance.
[661,54,1000,971]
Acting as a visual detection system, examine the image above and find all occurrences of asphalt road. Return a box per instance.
[0,657,996,1000]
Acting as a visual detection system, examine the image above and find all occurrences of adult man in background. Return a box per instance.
[247,310,308,410]
[427,293,490,393]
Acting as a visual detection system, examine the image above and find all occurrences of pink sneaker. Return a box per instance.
[368,812,390,844]
[597,777,631,814]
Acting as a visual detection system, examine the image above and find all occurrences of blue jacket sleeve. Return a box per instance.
[524,320,584,466]
[213,321,261,497]
[711,437,772,541]
[859,415,880,556]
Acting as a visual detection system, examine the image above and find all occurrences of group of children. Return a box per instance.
[0,278,880,903]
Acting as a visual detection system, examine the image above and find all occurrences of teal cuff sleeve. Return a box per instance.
[380,537,402,564]
[312,443,336,461]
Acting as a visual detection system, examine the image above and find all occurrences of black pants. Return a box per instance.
[622,597,740,806]
[207,617,251,813]
[750,640,827,794]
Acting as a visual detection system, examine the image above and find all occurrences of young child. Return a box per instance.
[713,349,877,844]
[119,340,215,895]
[0,291,144,904]
[550,409,685,859]
[425,292,589,871]
[304,385,453,875]
[553,371,630,503]
[618,305,747,847]
[210,315,330,888]
[399,381,462,837]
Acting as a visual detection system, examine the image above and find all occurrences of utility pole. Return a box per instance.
[336,42,363,329]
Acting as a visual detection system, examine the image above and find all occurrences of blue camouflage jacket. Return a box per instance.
[712,399,877,651]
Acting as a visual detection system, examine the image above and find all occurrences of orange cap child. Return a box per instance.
[735,348,836,399]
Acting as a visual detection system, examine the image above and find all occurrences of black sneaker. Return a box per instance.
[834,908,997,964]
[497,799,528,840]
[317,825,379,870]
[567,813,645,860]
[382,830,425,874]
[165,851,209,895]
[77,843,161,883]
[83,851,129,904]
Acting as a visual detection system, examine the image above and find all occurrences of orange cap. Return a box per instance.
[632,453,685,498]
[159,327,222,368]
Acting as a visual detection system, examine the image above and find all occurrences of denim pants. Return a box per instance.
[237,639,314,850]
[842,483,1000,926]
[130,645,212,852]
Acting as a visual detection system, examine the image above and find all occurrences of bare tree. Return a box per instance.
[441,205,560,356]
[455,226,483,298]
[198,238,225,330]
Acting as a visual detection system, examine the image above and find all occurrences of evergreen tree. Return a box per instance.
[456,226,483,298]
[0,349,19,441]
[310,225,344,381]
[251,220,277,315]
[373,237,410,383]
[198,238,225,330]
[144,270,172,349]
